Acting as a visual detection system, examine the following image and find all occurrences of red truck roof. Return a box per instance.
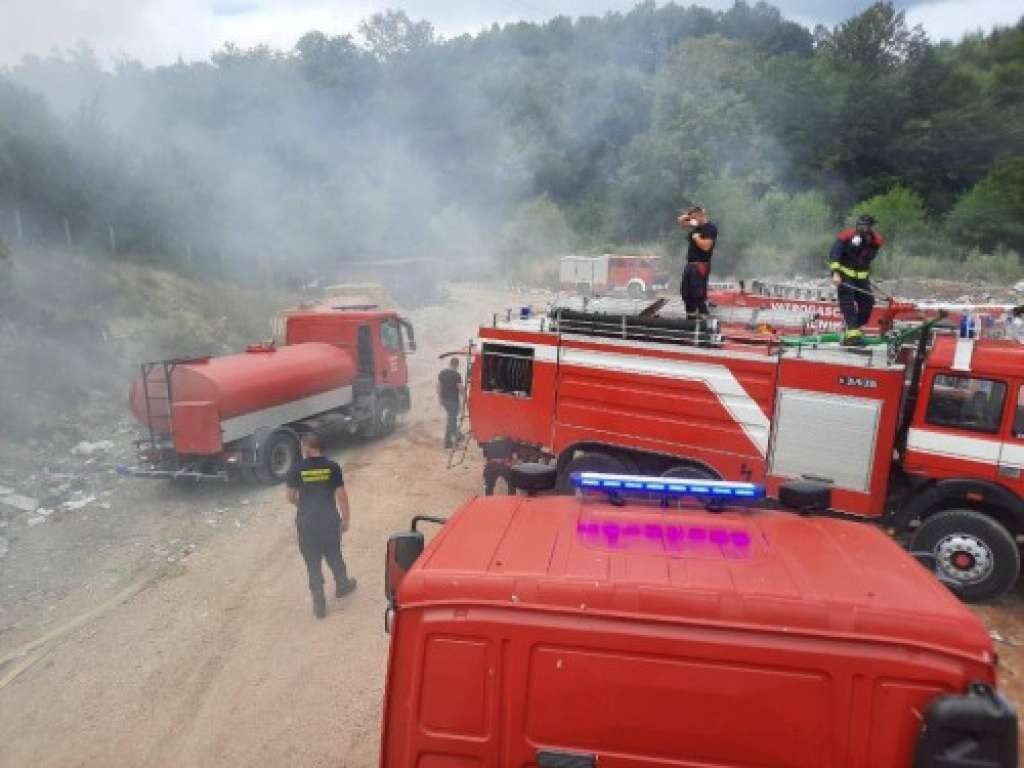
[928,334,1024,379]
[400,495,993,663]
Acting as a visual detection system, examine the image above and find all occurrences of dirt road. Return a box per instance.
[1,283,1021,766]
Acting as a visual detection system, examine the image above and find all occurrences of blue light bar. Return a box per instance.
[572,472,764,501]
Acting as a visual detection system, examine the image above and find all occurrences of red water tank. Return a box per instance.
[129,343,356,452]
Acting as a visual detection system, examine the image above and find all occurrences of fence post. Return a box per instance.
[108,224,117,257]
[63,217,72,249]
[14,209,23,242]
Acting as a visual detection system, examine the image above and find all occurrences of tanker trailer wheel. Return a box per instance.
[661,465,719,481]
[556,452,628,494]
[255,431,300,485]
[910,508,1020,603]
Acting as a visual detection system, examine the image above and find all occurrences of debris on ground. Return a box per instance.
[1,493,40,514]
[71,440,116,457]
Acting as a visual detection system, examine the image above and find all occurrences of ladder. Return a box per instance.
[139,360,177,454]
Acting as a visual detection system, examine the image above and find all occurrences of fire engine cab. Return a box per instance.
[468,305,1024,601]
[380,477,1017,767]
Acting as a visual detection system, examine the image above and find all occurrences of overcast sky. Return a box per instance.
[1,0,1021,67]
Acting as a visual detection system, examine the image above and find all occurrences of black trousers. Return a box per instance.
[837,279,874,331]
[442,398,460,447]
[297,525,347,593]
[681,262,710,315]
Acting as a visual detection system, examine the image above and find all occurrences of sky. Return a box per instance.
[1,0,1022,67]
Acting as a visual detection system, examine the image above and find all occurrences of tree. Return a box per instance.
[359,10,434,61]
[851,186,928,243]
[946,158,1024,253]
[815,1,928,69]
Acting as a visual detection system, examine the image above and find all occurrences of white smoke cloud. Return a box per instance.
[1,1,1020,67]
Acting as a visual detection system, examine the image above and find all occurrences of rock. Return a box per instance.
[71,440,116,457]
[26,515,46,527]
[61,495,96,512]
[1014,280,1024,294]
[38,508,54,517]
[2,494,39,514]
[0,485,13,496]
[0,536,7,558]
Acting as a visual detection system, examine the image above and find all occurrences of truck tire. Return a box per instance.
[661,465,719,481]
[361,395,398,439]
[557,452,628,494]
[254,431,300,485]
[910,509,1020,603]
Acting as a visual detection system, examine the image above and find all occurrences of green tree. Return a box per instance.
[946,158,1024,253]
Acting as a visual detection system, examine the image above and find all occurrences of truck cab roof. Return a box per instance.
[399,495,992,663]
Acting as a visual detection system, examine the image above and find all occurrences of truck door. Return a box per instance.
[357,324,374,382]
[906,371,1007,483]
[378,318,408,388]
[996,383,1024,491]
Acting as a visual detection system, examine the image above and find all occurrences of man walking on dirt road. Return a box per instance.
[677,205,717,316]
[438,357,463,449]
[286,432,356,618]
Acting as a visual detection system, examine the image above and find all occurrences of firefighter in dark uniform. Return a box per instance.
[829,214,885,346]
[286,432,356,618]
[677,205,717,315]
[438,357,463,449]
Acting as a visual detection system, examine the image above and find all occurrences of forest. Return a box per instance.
[0,1,1022,284]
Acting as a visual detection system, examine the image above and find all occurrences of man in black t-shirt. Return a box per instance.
[677,205,718,316]
[286,432,356,619]
[437,358,463,449]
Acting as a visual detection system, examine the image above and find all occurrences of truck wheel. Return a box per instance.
[557,452,628,494]
[362,396,397,439]
[661,465,719,481]
[255,431,300,485]
[910,509,1020,602]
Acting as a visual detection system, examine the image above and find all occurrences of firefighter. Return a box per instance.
[830,214,885,346]
[438,357,463,449]
[286,432,356,619]
[677,205,717,315]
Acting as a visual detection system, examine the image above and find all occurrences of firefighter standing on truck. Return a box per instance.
[286,432,356,619]
[677,205,717,316]
[830,214,885,346]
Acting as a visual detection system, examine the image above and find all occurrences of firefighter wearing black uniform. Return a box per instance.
[286,432,356,618]
[677,205,717,315]
[829,214,884,346]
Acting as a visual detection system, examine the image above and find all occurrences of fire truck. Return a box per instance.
[560,253,671,298]
[125,307,415,483]
[467,304,1024,601]
[709,279,1013,334]
[380,478,1017,767]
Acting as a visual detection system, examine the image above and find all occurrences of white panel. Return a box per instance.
[952,338,975,372]
[907,428,1000,464]
[220,385,353,443]
[769,388,881,491]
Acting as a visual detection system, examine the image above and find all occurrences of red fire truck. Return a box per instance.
[125,307,415,483]
[467,307,1024,601]
[380,481,1017,766]
[560,253,671,298]
[710,280,1013,334]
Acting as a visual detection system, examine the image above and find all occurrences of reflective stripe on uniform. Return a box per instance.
[832,263,870,280]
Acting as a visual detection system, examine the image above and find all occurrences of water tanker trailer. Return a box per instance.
[125,307,415,483]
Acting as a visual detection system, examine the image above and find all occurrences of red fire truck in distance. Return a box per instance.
[467,307,1024,601]
[380,480,1017,767]
[560,253,671,298]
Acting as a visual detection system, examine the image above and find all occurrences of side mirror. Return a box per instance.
[385,531,424,605]
[408,340,417,352]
